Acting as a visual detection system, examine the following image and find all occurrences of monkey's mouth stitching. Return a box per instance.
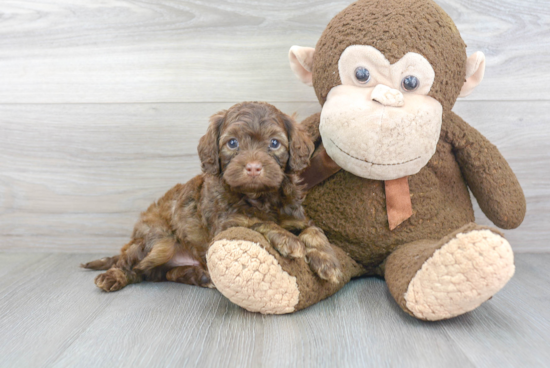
[331,140,421,166]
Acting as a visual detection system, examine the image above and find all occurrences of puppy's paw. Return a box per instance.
[197,272,215,289]
[306,248,343,284]
[166,266,215,289]
[95,268,128,292]
[81,255,119,270]
[298,226,342,282]
[270,233,305,259]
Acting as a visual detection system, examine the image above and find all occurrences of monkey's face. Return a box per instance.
[289,0,486,181]
[319,45,442,180]
[288,0,486,181]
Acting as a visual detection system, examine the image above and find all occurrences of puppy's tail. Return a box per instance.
[81,255,120,270]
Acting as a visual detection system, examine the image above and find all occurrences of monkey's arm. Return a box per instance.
[442,111,526,229]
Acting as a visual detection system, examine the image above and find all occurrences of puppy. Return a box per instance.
[82,102,342,292]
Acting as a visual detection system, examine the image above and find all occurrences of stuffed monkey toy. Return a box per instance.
[206,0,526,320]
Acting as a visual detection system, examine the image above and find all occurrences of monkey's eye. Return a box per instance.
[269,139,281,149]
[354,67,370,84]
[227,138,239,150]
[402,76,419,91]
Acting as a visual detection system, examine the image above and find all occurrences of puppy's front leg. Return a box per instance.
[250,222,305,259]
[218,216,304,258]
[280,219,342,283]
[298,226,343,284]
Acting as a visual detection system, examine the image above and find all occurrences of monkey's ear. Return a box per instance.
[289,46,315,87]
[459,52,486,98]
[283,114,315,173]
[197,110,226,175]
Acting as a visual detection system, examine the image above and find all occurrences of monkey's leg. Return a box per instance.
[384,223,515,321]
[207,227,366,314]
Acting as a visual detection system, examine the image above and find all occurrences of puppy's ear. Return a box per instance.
[198,110,226,175]
[283,114,314,172]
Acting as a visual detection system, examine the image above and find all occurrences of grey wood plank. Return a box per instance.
[0,101,546,252]
[441,254,550,367]
[1,235,133,254]
[0,102,321,252]
[1,253,549,368]
[262,279,475,368]
[1,101,546,252]
[0,254,118,368]
[0,252,50,279]
[0,0,548,103]
[51,282,262,368]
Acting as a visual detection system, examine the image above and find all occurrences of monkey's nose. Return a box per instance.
[246,162,263,177]
[371,84,404,107]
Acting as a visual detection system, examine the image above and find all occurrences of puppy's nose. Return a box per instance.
[245,162,263,177]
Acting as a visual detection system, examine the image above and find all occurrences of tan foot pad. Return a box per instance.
[207,239,299,314]
[405,230,515,321]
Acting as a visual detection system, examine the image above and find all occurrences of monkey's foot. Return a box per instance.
[207,227,364,314]
[388,224,515,321]
[207,237,300,314]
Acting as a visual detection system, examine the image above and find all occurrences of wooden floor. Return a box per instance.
[1,1,549,367]
[0,252,548,368]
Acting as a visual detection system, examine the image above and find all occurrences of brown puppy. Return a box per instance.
[82,102,342,292]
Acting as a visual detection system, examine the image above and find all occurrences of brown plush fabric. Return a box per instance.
[302,114,483,273]
[300,112,322,146]
[300,112,525,274]
[212,227,366,311]
[384,223,504,318]
[442,111,526,229]
[312,0,466,112]
[209,0,526,318]
[290,0,525,317]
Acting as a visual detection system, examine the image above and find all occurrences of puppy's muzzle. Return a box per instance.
[245,161,263,177]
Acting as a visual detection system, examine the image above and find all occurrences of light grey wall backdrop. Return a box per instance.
[0,0,548,252]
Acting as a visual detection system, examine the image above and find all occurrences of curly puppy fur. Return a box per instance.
[83,102,342,292]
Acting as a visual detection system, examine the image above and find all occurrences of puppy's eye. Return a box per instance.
[402,75,419,91]
[269,139,281,149]
[354,67,370,84]
[227,138,239,150]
